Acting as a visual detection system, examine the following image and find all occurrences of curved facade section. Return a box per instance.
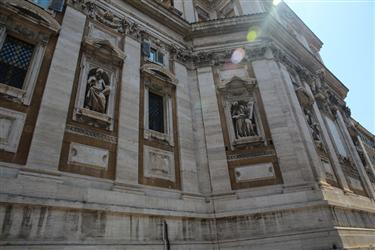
[0,0,374,249]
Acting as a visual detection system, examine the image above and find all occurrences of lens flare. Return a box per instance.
[231,48,245,64]
[246,30,257,42]
[273,0,282,6]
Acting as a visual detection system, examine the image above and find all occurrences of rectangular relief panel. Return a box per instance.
[235,162,275,183]
[68,142,109,170]
[0,107,26,153]
[144,145,175,181]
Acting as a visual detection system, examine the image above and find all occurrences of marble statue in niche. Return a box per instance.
[84,68,110,113]
[231,100,258,139]
[304,108,329,155]
[304,108,321,142]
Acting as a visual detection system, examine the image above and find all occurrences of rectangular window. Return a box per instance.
[148,92,164,133]
[0,36,34,89]
[32,0,51,9]
[142,41,165,65]
[32,0,65,12]
[148,48,164,65]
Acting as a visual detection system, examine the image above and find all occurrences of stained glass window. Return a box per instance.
[149,92,164,133]
[0,36,34,89]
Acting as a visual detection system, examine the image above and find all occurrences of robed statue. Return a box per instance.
[231,100,258,139]
[84,68,110,113]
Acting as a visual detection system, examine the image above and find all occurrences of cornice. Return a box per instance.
[124,0,190,35]
[0,0,61,34]
[265,17,348,99]
[190,13,266,38]
[68,0,348,100]
[277,2,323,50]
[352,119,375,141]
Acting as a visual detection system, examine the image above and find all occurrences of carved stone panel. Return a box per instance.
[68,142,109,170]
[144,145,175,181]
[234,163,275,183]
[0,107,26,153]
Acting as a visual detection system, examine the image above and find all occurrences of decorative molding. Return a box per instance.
[83,37,126,65]
[65,124,118,144]
[0,0,60,33]
[141,63,177,85]
[227,150,275,161]
[69,0,146,40]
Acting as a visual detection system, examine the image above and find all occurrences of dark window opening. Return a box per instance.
[0,36,34,89]
[149,92,165,133]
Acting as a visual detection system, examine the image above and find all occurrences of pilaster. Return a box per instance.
[280,65,328,186]
[27,7,86,170]
[306,84,351,192]
[252,57,316,189]
[196,66,231,194]
[188,70,212,195]
[336,111,375,199]
[175,62,199,194]
[181,0,196,23]
[115,36,141,185]
[357,135,375,188]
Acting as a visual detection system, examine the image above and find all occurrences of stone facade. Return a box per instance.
[0,0,374,249]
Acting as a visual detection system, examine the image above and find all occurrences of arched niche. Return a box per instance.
[218,75,265,148]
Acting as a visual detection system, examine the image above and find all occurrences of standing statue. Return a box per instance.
[304,108,321,142]
[231,100,258,139]
[85,68,110,113]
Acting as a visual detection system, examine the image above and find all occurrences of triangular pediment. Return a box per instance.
[218,76,257,92]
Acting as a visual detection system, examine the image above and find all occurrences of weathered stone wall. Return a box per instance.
[0,0,375,249]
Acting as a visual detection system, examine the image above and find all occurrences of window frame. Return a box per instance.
[0,27,46,106]
[142,41,165,66]
[148,91,166,133]
[143,80,174,145]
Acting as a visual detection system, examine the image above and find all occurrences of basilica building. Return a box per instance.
[0,0,374,249]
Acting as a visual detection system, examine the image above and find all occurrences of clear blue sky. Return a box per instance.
[283,0,375,133]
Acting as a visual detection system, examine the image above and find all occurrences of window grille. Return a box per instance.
[0,36,34,89]
[149,92,165,133]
